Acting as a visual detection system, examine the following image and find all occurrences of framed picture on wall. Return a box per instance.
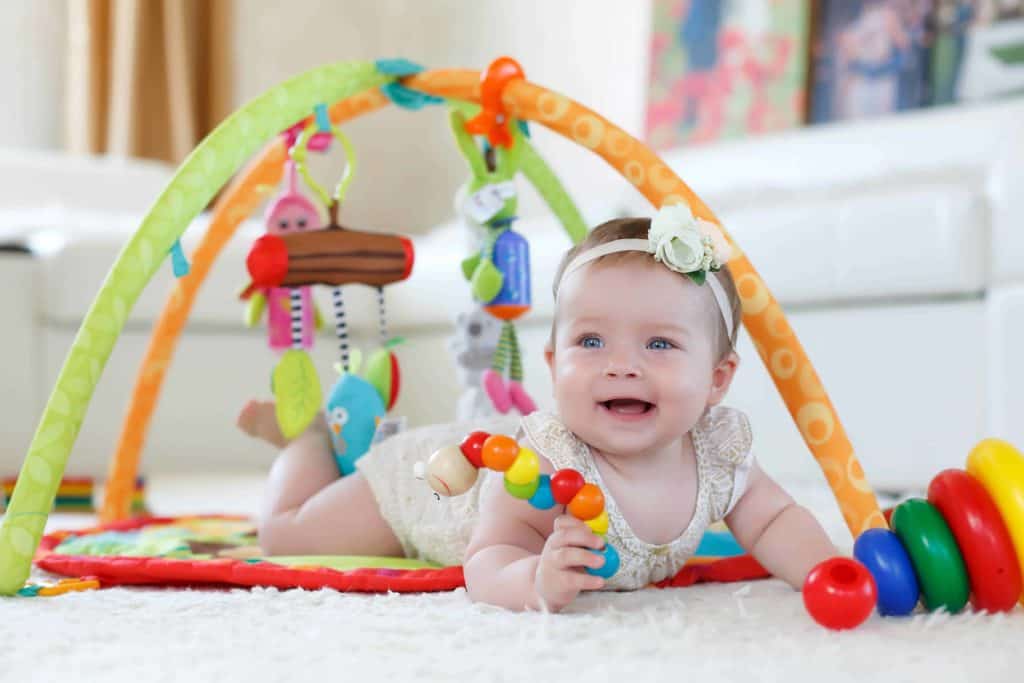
[945,0,1024,104]
[645,0,812,150]
[809,0,934,123]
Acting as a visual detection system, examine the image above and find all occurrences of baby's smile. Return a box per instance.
[598,397,657,421]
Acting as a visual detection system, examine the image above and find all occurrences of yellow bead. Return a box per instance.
[505,446,540,486]
[584,509,609,535]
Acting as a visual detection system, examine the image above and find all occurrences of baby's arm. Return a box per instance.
[725,463,836,590]
[463,454,605,611]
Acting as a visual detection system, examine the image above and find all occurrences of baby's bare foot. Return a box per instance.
[237,399,289,449]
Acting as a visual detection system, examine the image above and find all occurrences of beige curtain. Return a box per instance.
[65,0,233,164]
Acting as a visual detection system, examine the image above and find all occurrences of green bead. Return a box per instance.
[504,475,540,500]
[891,498,970,613]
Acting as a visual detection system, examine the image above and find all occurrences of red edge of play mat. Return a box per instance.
[35,515,770,593]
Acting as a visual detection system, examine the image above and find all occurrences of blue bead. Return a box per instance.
[854,528,920,616]
[585,543,620,579]
[527,475,555,510]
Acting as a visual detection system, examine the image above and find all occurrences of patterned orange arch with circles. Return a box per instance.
[103,69,885,538]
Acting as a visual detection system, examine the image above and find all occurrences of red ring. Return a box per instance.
[927,468,1023,613]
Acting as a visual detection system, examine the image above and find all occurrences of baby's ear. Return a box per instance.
[708,351,740,406]
[544,343,556,382]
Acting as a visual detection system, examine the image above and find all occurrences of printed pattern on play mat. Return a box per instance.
[35,516,767,593]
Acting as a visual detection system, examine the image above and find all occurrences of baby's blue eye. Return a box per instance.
[580,336,603,349]
[648,338,674,351]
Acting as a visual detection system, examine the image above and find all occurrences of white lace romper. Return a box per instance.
[356,406,754,590]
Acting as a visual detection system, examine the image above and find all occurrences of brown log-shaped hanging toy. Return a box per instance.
[242,224,414,297]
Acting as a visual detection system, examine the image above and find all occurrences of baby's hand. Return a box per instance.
[534,514,606,611]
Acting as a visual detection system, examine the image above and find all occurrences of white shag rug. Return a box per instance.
[4,474,1023,683]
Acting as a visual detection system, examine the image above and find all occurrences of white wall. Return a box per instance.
[232,0,654,232]
[0,0,66,150]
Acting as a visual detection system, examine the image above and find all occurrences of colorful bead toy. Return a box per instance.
[422,431,620,578]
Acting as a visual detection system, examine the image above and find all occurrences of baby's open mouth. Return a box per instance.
[600,398,655,415]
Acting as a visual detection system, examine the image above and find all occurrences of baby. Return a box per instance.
[239,205,836,612]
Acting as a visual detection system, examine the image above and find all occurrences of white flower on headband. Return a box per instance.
[649,204,732,285]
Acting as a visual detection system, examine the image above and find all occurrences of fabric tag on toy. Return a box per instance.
[463,181,517,223]
[371,416,407,445]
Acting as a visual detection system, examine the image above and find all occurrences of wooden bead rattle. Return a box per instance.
[420,431,620,578]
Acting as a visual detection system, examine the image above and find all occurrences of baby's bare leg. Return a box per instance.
[257,421,403,557]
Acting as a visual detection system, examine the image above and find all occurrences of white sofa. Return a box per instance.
[1,97,1022,494]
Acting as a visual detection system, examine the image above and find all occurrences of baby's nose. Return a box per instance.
[604,359,640,378]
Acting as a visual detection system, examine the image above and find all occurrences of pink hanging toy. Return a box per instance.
[246,161,324,351]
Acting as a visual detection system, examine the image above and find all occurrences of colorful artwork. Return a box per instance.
[646,0,811,149]
[810,0,935,123]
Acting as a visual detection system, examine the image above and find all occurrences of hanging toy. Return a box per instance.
[324,345,403,476]
[240,106,414,439]
[450,91,537,416]
[284,104,412,460]
[243,159,324,353]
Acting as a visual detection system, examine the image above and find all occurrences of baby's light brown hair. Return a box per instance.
[549,217,741,361]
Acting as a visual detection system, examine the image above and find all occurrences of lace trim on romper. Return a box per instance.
[518,405,753,590]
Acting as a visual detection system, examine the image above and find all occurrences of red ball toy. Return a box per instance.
[803,557,877,630]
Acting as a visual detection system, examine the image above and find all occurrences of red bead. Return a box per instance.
[459,431,490,469]
[803,557,877,630]
[550,469,585,506]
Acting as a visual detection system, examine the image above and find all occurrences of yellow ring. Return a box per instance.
[966,438,1024,603]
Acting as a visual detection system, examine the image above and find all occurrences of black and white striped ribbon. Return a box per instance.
[289,288,304,350]
[331,286,350,371]
[376,286,387,344]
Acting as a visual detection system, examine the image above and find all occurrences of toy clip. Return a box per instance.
[464,57,525,149]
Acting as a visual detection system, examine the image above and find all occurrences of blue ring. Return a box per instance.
[853,528,920,616]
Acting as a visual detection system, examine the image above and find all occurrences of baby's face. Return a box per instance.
[547,259,722,458]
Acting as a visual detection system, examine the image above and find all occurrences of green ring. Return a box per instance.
[0,61,390,596]
[891,498,970,613]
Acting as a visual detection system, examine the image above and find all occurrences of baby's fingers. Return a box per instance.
[550,546,607,571]
[549,527,605,551]
[563,569,605,593]
[554,514,591,532]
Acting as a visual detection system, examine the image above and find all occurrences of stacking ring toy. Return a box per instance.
[891,498,970,613]
[853,528,919,616]
[966,438,1024,604]
[927,468,1023,612]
